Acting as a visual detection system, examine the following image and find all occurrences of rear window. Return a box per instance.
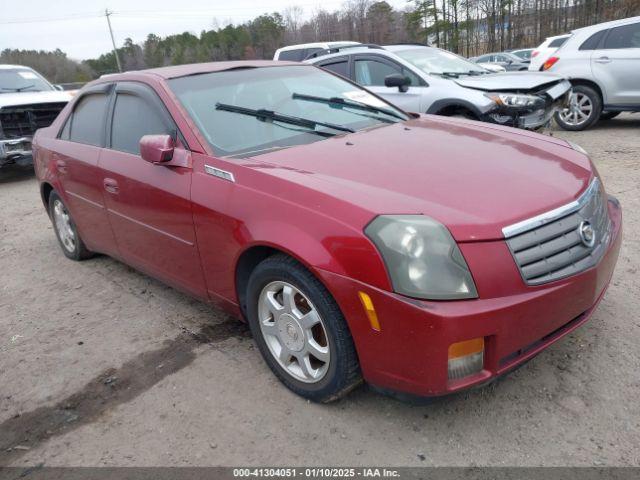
[68,94,108,146]
[549,37,568,48]
[320,59,350,78]
[580,30,607,50]
[604,22,640,49]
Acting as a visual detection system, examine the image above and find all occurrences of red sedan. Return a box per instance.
[33,61,622,402]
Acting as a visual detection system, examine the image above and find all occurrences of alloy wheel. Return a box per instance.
[258,281,330,383]
[559,92,593,127]
[52,199,76,253]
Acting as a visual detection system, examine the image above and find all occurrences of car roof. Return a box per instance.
[277,41,360,52]
[101,60,302,80]
[0,64,35,70]
[572,15,640,33]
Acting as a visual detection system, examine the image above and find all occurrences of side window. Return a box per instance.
[110,93,171,155]
[304,48,323,60]
[59,116,71,140]
[278,49,305,62]
[319,59,349,78]
[549,37,568,48]
[580,30,607,50]
[68,94,108,146]
[477,55,490,62]
[604,22,640,49]
[355,59,402,86]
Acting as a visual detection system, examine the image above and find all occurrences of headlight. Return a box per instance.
[365,215,478,300]
[485,92,545,110]
[566,140,588,155]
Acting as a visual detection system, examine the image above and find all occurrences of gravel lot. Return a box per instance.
[1,114,639,467]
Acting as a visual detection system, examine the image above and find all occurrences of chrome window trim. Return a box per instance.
[502,178,600,238]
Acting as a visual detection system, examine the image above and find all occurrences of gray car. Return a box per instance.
[543,16,640,130]
[306,44,571,130]
[471,52,530,71]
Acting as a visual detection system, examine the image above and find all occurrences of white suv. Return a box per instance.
[543,16,640,130]
[274,42,360,62]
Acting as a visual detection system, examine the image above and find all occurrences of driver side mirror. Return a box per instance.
[140,134,175,164]
[384,74,411,93]
[54,85,64,91]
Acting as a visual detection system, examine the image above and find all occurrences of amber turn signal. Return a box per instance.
[358,291,381,332]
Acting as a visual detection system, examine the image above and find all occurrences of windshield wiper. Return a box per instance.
[1,84,36,92]
[292,93,406,122]
[215,103,355,137]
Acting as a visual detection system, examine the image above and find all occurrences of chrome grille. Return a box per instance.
[503,179,611,285]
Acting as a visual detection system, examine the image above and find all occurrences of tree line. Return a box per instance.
[2,0,638,83]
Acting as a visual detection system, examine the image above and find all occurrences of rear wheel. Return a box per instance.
[49,191,93,261]
[246,254,361,402]
[554,85,602,131]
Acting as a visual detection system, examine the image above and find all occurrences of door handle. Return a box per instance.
[595,56,611,64]
[103,178,119,194]
[54,158,67,174]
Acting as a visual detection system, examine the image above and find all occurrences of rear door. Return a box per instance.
[53,84,118,256]
[592,21,640,106]
[350,54,427,112]
[98,81,207,297]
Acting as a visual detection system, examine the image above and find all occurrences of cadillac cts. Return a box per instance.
[33,61,622,402]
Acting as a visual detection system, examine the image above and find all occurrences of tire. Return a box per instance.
[554,85,602,131]
[48,191,93,261]
[599,111,620,121]
[246,254,362,402]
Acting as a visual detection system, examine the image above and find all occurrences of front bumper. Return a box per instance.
[0,137,33,168]
[318,197,622,398]
[483,81,571,130]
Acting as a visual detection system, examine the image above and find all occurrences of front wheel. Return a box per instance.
[246,254,361,402]
[554,85,602,131]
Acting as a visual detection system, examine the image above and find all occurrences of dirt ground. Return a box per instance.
[1,114,639,467]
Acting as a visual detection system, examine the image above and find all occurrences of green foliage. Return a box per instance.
[0,48,92,83]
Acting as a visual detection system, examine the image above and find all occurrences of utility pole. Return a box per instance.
[105,9,123,72]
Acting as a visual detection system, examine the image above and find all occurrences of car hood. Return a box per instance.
[248,116,594,242]
[455,72,566,91]
[0,90,72,108]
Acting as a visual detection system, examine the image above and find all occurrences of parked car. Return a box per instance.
[34,61,622,402]
[0,65,71,169]
[529,34,571,71]
[470,52,529,71]
[274,42,360,61]
[542,16,640,130]
[307,44,571,129]
[480,63,507,73]
[508,48,535,62]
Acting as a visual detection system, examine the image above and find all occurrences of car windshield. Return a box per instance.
[0,69,53,93]
[393,47,488,75]
[168,65,407,158]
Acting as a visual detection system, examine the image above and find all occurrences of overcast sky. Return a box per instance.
[0,0,410,60]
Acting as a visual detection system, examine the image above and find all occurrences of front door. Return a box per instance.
[98,82,207,298]
[351,55,427,112]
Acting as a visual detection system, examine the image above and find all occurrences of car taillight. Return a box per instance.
[543,56,559,70]
[531,50,539,57]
